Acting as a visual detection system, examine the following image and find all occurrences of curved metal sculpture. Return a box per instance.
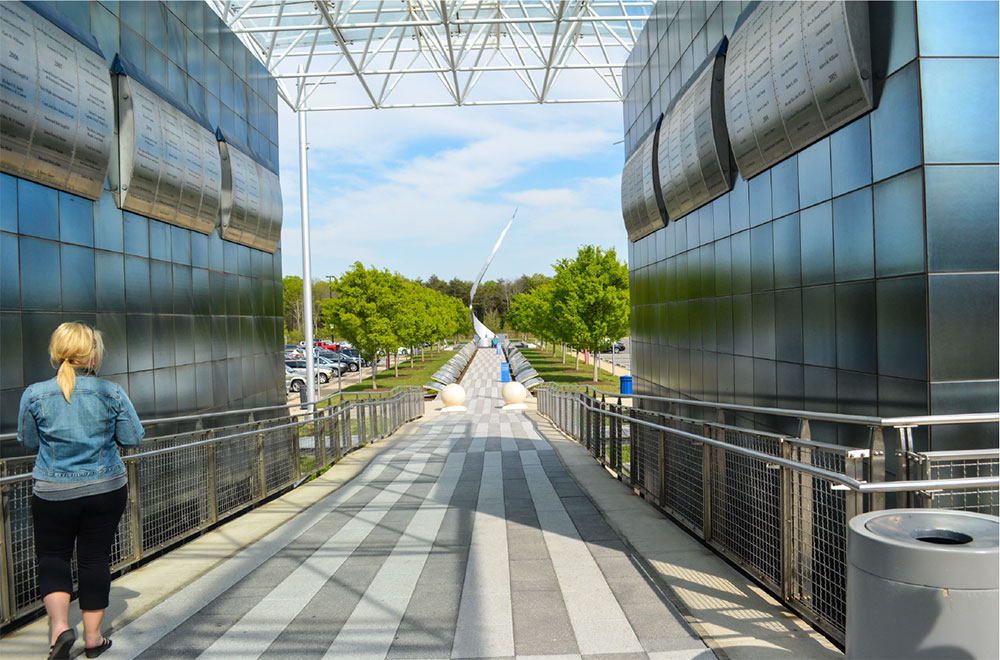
[470,209,516,347]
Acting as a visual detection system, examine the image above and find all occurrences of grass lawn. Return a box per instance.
[318,348,456,407]
[521,347,623,391]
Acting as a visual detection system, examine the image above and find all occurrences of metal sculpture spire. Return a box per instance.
[470,209,516,346]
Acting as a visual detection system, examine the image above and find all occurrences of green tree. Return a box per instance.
[283,276,304,334]
[393,278,431,373]
[324,263,400,389]
[550,245,630,381]
[509,283,564,353]
[445,277,473,305]
[284,276,337,339]
[449,296,472,343]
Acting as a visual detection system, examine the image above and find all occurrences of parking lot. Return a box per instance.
[285,354,412,404]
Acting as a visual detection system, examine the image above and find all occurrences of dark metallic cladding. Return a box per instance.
[724,0,873,180]
[656,39,733,222]
[621,118,666,242]
[113,72,223,235]
[0,0,285,438]
[218,136,283,254]
[0,2,114,201]
[622,0,999,452]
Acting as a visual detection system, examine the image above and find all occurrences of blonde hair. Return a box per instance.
[49,322,104,403]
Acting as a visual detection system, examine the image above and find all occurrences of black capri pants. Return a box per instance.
[31,485,127,610]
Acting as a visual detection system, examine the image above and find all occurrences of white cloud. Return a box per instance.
[277,97,630,282]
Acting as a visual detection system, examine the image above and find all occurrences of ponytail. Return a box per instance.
[48,322,104,403]
[57,359,77,403]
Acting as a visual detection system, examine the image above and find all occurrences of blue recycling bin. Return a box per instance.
[497,344,503,355]
[620,374,632,394]
[500,362,510,382]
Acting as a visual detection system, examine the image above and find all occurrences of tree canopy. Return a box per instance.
[319,263,474,388]
[507,245,629,381]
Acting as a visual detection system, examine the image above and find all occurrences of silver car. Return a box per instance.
[285,359,339,382]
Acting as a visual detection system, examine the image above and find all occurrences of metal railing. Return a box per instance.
[0,386,424,626]
[536,383,999,646]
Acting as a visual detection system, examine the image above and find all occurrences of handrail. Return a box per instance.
[0,385,422,443]
[0,382,425,625]
[0,392,420,486]
[538,383,999,429]
[536,383,997,646]
[912,448,1000,459]
[572,399,1000,494]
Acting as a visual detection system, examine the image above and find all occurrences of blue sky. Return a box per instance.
[276,99,630,284]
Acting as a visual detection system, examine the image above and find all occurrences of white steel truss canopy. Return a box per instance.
[209,1,654,111]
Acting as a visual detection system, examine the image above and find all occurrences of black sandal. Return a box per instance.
[84,637,112,658]
[48,629,75,659]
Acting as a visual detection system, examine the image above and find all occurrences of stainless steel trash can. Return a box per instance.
[847,509,999,659]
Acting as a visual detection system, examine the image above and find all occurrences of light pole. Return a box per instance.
[297,69,315,413]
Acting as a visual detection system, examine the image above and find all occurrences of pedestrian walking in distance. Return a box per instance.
[17,322,145,659]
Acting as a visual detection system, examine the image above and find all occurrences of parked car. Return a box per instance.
[315,355,351,373]
[285,365,322,393]
[336,347,369,368]
[597,338,627,353]
[285,359,338,381]
[317,350,362,372]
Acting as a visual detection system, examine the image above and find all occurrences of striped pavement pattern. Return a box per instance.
[115,348,710,659]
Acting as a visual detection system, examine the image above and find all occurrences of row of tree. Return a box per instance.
[506,245,630,382]
[284,272,551,341]
[319,263,472,388]
[283,245,629,386]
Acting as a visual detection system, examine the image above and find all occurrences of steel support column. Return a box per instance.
[297,73,316,411]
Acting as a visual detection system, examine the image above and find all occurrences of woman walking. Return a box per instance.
[17,322,144,659]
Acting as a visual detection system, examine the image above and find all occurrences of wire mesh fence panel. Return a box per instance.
[787,474,849,641]
[0,389,422,626]
[661,428,704,533]
[5,465,38,617]
[632,410,661,502]
[914,451,999,515]
[708,430,783,590]
[294,415,319,474]
[263,429,297,495]
[109,492,136,570]
[784,441,859,644]
[341,408,351,453]
[214,434,260,517]
[137,444,211,554]
[529,384,998,648]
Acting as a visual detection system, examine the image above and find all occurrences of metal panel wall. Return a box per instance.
[0,2,114,201]
[621,122,666,241]
[0,1,285,441]
[622,0,999,454]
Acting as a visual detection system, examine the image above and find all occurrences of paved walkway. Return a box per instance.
[3,348,840,659]
[122,348,707,659]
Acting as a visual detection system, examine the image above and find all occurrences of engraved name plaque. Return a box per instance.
[657,41,733,222]
[112,56,221,234]
[621,117,666,243]
[218,130,282,254]
[724,1,872,180]
[0,1,113,200]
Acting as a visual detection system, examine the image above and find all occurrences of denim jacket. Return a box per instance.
[17,376,145,483]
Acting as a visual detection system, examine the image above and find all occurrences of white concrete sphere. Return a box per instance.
[441,383,467,407]
[502,381,527,406]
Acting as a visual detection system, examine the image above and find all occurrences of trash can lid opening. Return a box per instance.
[913,529,974,545]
